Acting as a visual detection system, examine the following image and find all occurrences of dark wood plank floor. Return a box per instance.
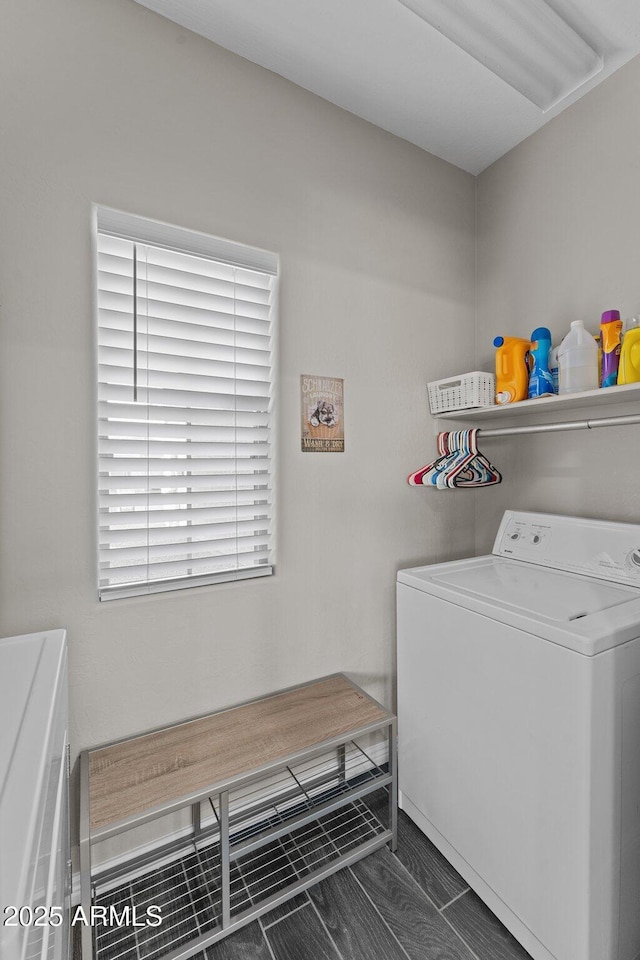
[83,790,534,960]
[201,797,534,960]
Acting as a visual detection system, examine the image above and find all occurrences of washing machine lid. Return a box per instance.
[431,557,632,621]
[398,556,640,654]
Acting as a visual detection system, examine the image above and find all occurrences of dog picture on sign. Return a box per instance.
[300,375,344,453]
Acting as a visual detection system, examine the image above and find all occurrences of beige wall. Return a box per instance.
[0,0,476,816]
[476,56,640,552]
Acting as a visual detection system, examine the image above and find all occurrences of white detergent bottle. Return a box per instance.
[558,320,599,394]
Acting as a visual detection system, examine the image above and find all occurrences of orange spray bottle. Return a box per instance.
[493,336,530,404]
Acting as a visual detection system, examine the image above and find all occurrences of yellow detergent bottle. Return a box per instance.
[618,316,640,384]
[493,336,530,404]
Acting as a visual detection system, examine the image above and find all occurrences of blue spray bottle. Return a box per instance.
[528,327,554,399]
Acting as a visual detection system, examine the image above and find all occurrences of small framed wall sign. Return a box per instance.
[300,375,344,453]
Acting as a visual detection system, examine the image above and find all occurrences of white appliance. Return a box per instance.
[397,512,640,960]
[0,630,69,960]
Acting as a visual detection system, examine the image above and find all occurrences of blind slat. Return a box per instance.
[99,417,269,441]
[99,472,270,494]
[97,301,271,338]
[100,458,271,475]
[99,345,271,380]
[98,250,273,294]
[102,531,271,566]
[98,486,271,522]
[98,381,271,412]
[98,364,271,398]
[100,502,270,529]
[99,316,270,357]
[99,440,269,460]
[100,546,270,584]
[102,517,271,547]
[99,402,270,427]
[98,286,271,326]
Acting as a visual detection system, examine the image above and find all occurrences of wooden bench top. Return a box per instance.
[88,674,391,832]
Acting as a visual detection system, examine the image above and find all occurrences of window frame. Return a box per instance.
[93,206,278,601]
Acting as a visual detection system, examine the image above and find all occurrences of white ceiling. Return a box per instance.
[133,0,640,174]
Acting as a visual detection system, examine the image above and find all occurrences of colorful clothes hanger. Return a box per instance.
[408,429,501,489]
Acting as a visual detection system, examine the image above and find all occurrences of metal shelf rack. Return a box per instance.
[79,674,397,960]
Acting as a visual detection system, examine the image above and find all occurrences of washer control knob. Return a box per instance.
[510,532,520,541]
[629,549,640,569]
[532,534,541,544]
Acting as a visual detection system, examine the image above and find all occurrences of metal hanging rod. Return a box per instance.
[480,412,640,439]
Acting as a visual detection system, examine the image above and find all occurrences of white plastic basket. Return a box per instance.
[427,371,495,415]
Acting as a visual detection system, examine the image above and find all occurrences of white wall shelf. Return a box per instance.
[434,382,640,437]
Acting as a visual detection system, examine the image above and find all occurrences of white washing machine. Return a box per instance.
[397,511,640,960]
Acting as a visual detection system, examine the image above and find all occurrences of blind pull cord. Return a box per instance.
[132,243,138,403]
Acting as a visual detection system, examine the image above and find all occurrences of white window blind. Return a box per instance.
[95,208,277,600]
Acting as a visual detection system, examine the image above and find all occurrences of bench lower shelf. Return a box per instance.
[93,789,391,960]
